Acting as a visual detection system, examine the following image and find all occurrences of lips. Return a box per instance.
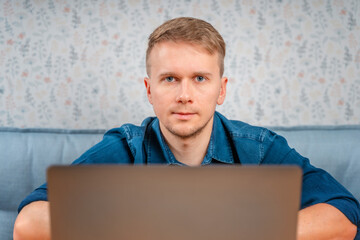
[172,112,196,120]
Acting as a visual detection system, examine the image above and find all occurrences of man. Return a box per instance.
[14,17,359,239]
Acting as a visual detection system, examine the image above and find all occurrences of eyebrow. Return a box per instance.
[157,71,213,78]
[157,72,178,78]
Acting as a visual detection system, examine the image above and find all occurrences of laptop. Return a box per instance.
[47,165,302,240]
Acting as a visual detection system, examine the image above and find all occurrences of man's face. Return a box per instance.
[144,41,227,140]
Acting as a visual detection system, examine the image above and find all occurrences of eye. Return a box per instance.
[195,76,206,82]
[164,76,175,82]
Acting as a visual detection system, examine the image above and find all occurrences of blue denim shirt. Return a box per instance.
[18,111,360,236]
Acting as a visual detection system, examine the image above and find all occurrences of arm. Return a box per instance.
[297,203,357,240]
[13,201,51,240]
[261,131,360,239]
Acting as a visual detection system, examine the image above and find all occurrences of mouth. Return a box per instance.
[172,112,196,120]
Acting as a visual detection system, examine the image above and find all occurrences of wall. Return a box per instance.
[0,0,359,129]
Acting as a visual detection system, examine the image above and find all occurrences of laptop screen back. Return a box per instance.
[48,165,302,240]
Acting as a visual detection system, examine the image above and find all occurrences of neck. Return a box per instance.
[161,118,214,166]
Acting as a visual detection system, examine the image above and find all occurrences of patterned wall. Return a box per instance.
[0,0,359,129]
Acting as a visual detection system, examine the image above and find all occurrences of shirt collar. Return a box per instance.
[146,112,235,166]
[146,118,179,165]
[202,112,234,165]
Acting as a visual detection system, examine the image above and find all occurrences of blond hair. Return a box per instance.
[146,17,226,76]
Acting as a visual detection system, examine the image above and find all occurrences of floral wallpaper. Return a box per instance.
[0,0,359,129]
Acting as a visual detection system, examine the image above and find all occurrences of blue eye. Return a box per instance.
[165,76,175,82]
[195,76,205,82]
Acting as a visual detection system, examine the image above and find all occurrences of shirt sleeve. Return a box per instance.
[262,130,360,237]
[17,183,48,213]
[17,129,134,213]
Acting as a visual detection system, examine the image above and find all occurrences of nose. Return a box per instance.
[176,79,193,103]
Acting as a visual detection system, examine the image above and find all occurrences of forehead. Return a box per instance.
[148,41,220,76]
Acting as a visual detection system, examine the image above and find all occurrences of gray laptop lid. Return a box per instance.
[47,165,302,240]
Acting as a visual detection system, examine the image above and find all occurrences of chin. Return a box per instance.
[168,125,204,139]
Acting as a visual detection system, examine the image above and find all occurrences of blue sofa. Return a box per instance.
[1,125,360,239]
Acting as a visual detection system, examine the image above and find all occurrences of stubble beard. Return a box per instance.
[164,114,214,140]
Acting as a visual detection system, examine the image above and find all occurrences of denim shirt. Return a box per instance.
[18,111,360,236]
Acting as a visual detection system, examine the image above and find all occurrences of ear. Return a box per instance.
[217,77,228,105]
[144,77,153,105]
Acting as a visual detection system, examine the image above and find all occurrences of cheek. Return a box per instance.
[197,93,220,112]
[152,89,172,103]
[151,91,172,112]
[201,88,220,102]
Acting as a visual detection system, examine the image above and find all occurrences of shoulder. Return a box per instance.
[73,116,157,164]
[215,112,290,164]
[215,112,276,143]
[104,116,157,141]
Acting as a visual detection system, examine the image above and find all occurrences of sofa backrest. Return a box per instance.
[1,126,360,240]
